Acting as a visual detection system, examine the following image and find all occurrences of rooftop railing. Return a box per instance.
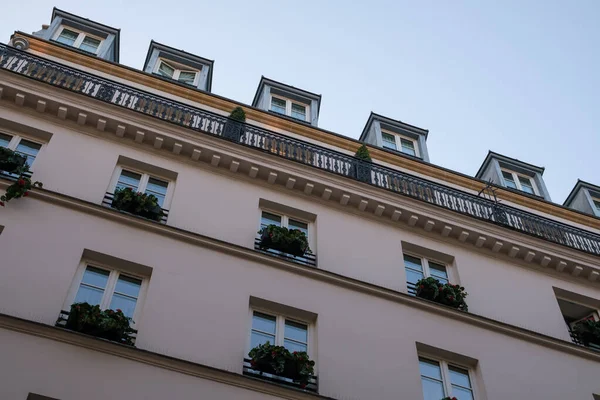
[1,43,599,256]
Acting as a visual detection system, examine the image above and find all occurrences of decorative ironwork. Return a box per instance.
[1,43,599,256]
[242,358,318,392]
[254,237,317,267]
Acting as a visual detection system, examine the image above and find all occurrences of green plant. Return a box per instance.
[0,175,43,206]
[441,397,458,400]
[354,144,372,162]
[111,187,164,221]
[0,147,27,174]
[415,277,468,311]
[259,224,310,257]
[62,302,135,345]
[248,341,315,387]
[572,319,600,347]
[229,106,246,122]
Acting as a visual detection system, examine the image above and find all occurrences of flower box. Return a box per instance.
[259,224,310,257]
[248,342,315,387]
[111,187,164,222]
[0,147,27,174]
[62,302,135,345]
[572,319,600,347]
[415,277,468,311]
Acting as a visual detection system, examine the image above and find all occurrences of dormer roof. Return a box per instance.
[476,151,545,179]
[564,180,600,207]
[359,112,429,141]
[252,76,322,113]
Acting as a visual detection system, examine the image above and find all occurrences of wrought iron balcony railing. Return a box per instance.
[254,237,317,267]
[1,43,600,255]
[56,309,138,345]
[102,191,169,223]
[242,358,318,392]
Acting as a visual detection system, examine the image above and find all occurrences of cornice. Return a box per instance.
[12,33,600,231]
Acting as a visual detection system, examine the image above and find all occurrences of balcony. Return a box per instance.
[102,191,169,224]
[1,43,599,256]
[253,237,317,267]
[242,358,318,392]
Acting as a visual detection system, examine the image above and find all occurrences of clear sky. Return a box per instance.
[2,1,598,203]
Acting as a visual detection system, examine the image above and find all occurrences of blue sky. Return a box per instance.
[3,1,598,203]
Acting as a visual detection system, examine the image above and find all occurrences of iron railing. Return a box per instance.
[568,327,600,352]
[242,358,318,392]
[102,192,169,224]
[56,309,138,345]
[1,43,600,255]
[254,237,317,267]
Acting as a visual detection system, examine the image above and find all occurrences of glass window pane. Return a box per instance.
[114,275,141,298]
[56,28,78,46]
[449,366,472,388]
[382,133,397,150]
[116,170,141,191]
[291,103,306,120]
[451,386,474,400]
[74,285,104,305]
[251,330,276,349]
[288,219,308,237]
[594,199,600,211]
[109,294,137,318]
[518,176,535,194]
[404,255,423,272]
[400,138,416,156]
[284,320,308,343]
[284,339,308,353]
[15,140,41,168]
[0,133,12,147]
[502,171,517,189]
[252,312,276,334]
[429,262,448,282]
[79,36,101,53]
[261,212,281,228]
[81,266,110,288]
[178,71,196,85]
[145,177,168,207]
[271,98,287,114]
[419,358,442,380]
[406,269,424,292]
[421,377,445,400]
[158,61,175,78]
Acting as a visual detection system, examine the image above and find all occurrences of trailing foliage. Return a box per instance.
[259,224,310,257]
[572,319,600,347]
[229,106,246,122]
[354,144,372,162]
[0,147,27,174]
[248,341,315,387]
[0,176,42,206]
[63,302,135,345]
[415,277,468,311]
[111,187,164,221]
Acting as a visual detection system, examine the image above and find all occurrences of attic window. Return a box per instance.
[155,59,198,86]
[53,26,103,54]
[381,130,419,157]
[269,95,309,122]
[501,169,537,195]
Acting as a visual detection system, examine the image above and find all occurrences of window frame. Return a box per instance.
[63,260,149,328]
[0,131,44,171]
[52,25,104,54]
[403,252,450,294]
[269,94,310,122]
[380,129,419,157]
[247,307,314,362]
[258,208,314,252]
[153,58,200,86]
[418,354,477,400]
[500,168,539,195]
[591,197,600,213]
[107,165,174,210]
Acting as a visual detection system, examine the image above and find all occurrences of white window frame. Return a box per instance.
[247,307,314,362]
[107,166,174,210]
[269,94,310,122]
[592,197,600,213]
[418,354,477,400]
[404,252,450,282]
[258,208,315,252]
[500,168,539,195]
[63,260,149,328]
[380,130,419,157]
[153,58,200,86]
[0,131,44,171]
[52,25,104,54]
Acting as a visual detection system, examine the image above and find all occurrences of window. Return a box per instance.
[249,310,309,354]
[380,130,419,157]
[269,95,310,122]
[260,211,309,239]
[555,296,600,348]
[501,169,537,195]
[71,264,143,321]
[404,254,448,295]
[113,168,169,208]
[419,357,475,400]
[0,132,42,170]
[592,198,600,213]
[154,59,199,86]
[53,26,103,54]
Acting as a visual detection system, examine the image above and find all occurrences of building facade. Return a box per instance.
[1,8,600,400]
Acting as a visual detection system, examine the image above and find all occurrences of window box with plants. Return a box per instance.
[0,149,43,208]
[572,319,600,349]
[0,147,27,175]
[258,224,311,257]
[247,342,316,389]
[59,302,135,345]
[415,277,468,311]
[111,187,164,222]
[354,144,372,183]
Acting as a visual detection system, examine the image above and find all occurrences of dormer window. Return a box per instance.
[270,95,309,122]
[53,26,103,54]
[593,198,600,213]
[154,59,199,86]
[501,169,537,195]
[381,131,419,157]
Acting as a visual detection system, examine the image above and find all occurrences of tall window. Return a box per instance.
[155,59,198,86]
[250,310,309,353]
[73,265,143,320]
[404,254,448,295]
[380,131,419,157]
[419,357,475,400]
[501,169,537,195]
[0,132,42,169]
[114,169,169,207]
[269,95,310,122]
[53,26,103,54]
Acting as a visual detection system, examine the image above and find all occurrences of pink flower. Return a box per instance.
[0,201,4,207]
[23,192,28,197]
[17,179,25,186]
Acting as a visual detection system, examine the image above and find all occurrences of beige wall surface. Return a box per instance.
[0,200,600,399]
